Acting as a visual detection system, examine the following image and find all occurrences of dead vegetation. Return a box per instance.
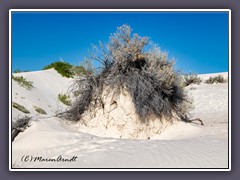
[183,73,202,86]
[59,24,194,124]
[12,116,31,142]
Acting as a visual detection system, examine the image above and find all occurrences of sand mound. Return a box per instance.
[76,87,176,139]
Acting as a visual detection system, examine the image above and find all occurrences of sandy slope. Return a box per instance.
[12,69,73,120]
[11,70,229,169]
[197,72,228,81]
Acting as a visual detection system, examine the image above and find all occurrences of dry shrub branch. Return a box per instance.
[59,24,192,123]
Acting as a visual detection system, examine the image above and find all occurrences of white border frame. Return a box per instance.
[9,9,231,171]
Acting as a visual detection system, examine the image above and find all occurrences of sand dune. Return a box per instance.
[12,69,73,120]
[11,70,229,169]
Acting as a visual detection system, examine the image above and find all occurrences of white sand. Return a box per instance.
[12,69,73,120]
[197,72,228,81]
[11,70,229,169]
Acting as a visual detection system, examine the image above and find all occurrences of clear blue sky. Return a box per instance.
[12,11,229,74]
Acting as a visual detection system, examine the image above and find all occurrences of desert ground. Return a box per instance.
[11,69,229,169]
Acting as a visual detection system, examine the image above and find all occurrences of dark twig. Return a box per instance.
[12,116,32,142]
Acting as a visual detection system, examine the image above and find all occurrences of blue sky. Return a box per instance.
[12,11,229,74]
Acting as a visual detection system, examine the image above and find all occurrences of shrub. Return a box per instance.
[12,75,33,90]
[183,73,202,86]
[58,93,71,106]
[70,66,88,76]
[61,24,192,123]
[13,69,29,73]
[12,116,31,141]
[71,59,96,76]
[12,102,30,114]
[205,75,226,84]
[43,61,95,78]
[33,106,47,114]
[43,61,75,78]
